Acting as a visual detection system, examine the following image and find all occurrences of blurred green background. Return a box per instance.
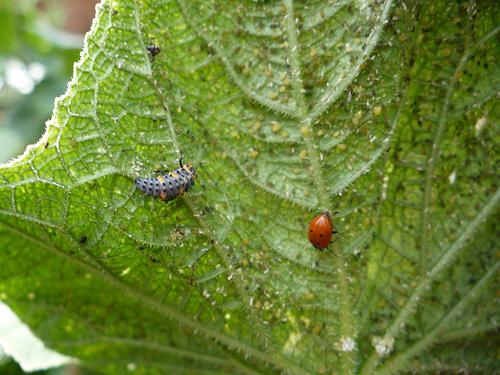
[0,0,98,164]
[0,1,97,373]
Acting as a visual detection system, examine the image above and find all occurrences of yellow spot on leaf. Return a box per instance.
[304,292,314,300]
[441,48,452,57]
[120,268,131,276]
[300,126,310,136]
[249,149,259,158]
[337,143,347,150]
[353,110,363,125]
[271,123,282,132]
[454,70,464,80]
[283,332,302,355]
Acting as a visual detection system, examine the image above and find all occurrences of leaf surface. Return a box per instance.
[0,1,498,374]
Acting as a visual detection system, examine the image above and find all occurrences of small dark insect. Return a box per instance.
[308,211,337,249]
[79,236,87,244]
[135,158,197,202]
[44,142,49,149]
[146,44,161,58]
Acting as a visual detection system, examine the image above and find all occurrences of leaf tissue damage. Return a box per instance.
[0,0,498,374]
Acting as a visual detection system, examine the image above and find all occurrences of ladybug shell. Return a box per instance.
[308,212,334,249]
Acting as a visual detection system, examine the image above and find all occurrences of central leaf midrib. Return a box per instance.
[133,2,311,374]
[282,1,357,374]
[282,0,329,211]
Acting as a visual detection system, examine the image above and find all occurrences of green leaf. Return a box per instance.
[0,1,498,374]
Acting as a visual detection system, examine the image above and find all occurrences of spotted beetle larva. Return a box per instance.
[135,159,197,201]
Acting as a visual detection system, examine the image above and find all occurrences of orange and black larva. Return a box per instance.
[135,159,197,201]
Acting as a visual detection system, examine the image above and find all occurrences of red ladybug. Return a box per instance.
[308,211,336,249]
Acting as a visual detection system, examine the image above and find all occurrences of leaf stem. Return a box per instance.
[437,323,499,343]
[377,261,500,375]
[332,242,357,373]
[359,188,500,374]
[61,336,228,366]
[283,0,356,373]
[418,24,500,276]
[282,0,330,211]
[418,42,470,277]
